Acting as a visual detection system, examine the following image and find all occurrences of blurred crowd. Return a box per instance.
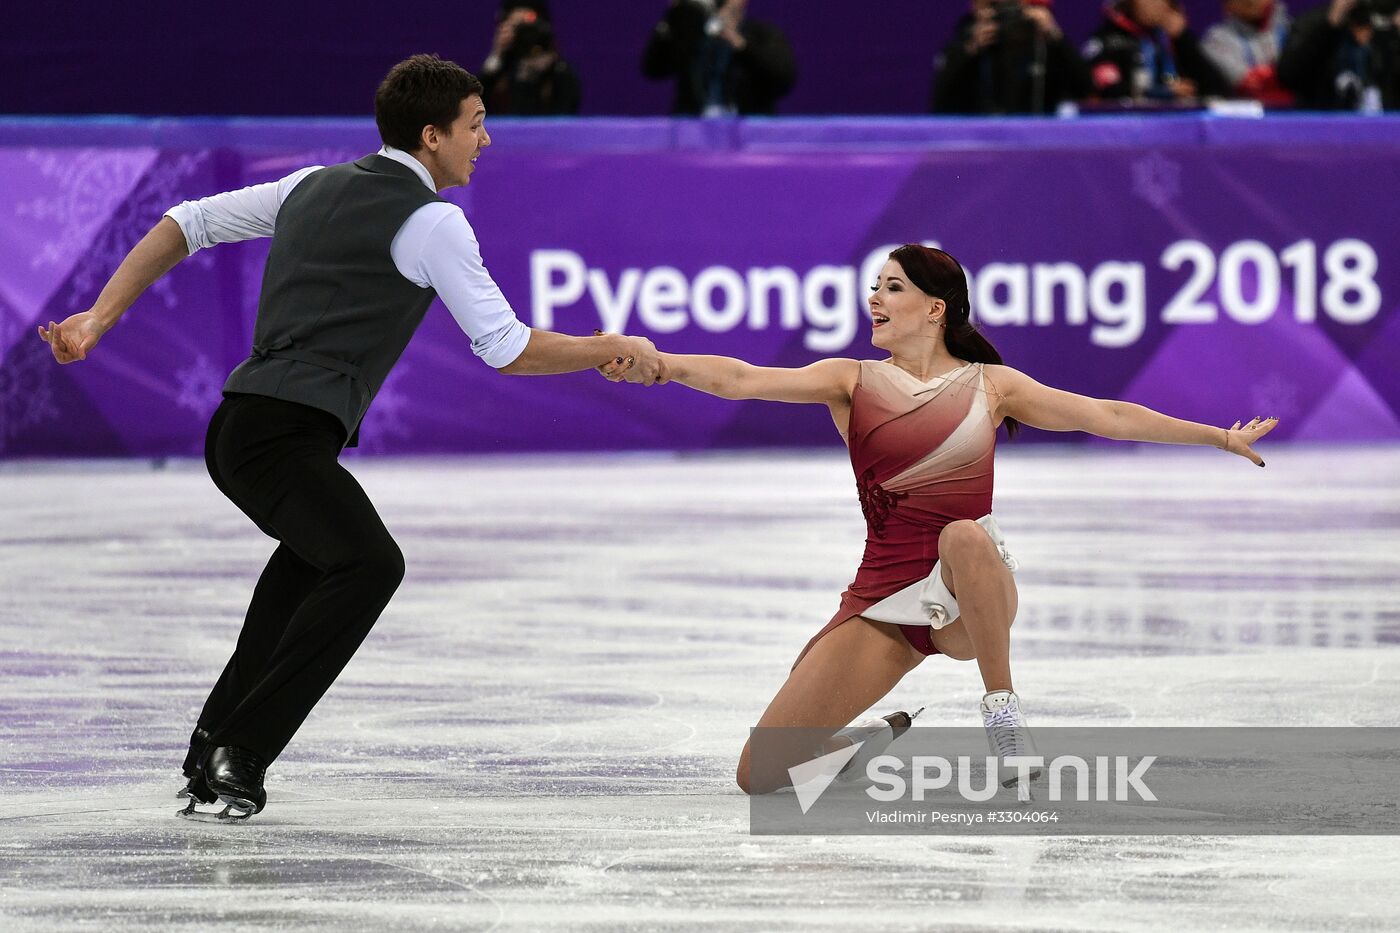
[479,0,1400,115]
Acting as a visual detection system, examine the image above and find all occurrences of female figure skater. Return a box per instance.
[608,245,1276,794]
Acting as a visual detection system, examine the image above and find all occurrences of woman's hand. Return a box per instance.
[1220,416,1279,467]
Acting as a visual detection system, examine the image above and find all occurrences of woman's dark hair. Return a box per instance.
[375,54,484,152]
[888,244,1019,438]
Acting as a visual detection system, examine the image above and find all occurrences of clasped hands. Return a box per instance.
[594,331,669,386]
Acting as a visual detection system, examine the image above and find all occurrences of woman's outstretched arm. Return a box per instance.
[620,353,859,406]
[986,364,1278,466]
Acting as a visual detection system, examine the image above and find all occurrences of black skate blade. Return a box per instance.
[886,706,926,737]
[176,798,226,822]
[215,795,257,820]
[176,797,254,823]
[1000,768,1043,789]
[884,707,927,736]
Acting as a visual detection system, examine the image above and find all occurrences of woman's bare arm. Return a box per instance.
[656,354,859,406]
[986,364,1278,466]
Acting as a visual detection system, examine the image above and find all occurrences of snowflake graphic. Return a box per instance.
[351,365,414,454]
[0,316,59,453]
[22,150,211,315]
[173,354,226,416]
[1131,151,1182,210]
[1248,372,1301,423]
[0,294,24,355]
[17,150,150,271]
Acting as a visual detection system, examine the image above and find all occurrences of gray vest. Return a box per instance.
[223,154,444,447]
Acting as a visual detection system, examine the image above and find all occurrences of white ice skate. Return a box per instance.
[834,707,924,782]
[981,691,1040,794]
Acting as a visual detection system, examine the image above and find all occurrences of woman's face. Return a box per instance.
[869,259,941,349]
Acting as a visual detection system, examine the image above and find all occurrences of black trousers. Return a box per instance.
[198,393,405,763]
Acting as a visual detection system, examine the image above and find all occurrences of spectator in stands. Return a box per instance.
[1202,0,1296,103]
[479,1,581,115]
[642,0,796,116]
[1277,0,1400,109]
[931,0,1091,114]
[1084,0,1231,103]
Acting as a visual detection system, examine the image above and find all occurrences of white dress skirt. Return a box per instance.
[860,514,1017,630]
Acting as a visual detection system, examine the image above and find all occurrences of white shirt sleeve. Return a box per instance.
[391,203,531,370]
[164,166,323,254]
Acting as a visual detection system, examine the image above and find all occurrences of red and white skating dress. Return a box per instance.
[797,359,998,664]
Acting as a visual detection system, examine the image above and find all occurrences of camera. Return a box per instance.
[509,13,555,58]
[1346,0,1376,28]
[992,0,1025,29]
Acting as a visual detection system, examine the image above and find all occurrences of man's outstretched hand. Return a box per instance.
[37,311,110,364]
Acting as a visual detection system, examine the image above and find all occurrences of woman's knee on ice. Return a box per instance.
[736,741,789,796]
[737,737,831,796]
[736,742,755,795]
[736,761,752,795]
[736,760,788,797]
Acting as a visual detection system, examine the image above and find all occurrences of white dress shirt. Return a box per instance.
[164,146,530,369]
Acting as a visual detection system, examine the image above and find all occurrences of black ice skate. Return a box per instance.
[175,726,212,800]
[177,745,267,822]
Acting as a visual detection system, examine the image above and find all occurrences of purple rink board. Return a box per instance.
[1,115,1397,458]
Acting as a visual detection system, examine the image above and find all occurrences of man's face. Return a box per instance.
[1132,0,1175,27]
[1225,0,1270,20]
[429,95,491,189]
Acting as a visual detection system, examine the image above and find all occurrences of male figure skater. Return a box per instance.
[38,54,662,820]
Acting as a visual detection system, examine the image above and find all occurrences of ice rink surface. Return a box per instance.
[1,445,1397,931]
